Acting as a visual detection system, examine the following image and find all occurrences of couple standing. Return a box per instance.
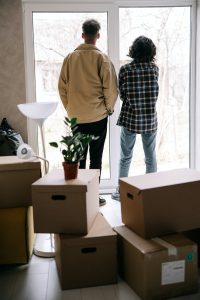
[58,19,159,205]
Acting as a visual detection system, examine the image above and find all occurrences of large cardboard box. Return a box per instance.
[120,168,200,238]
[32,169,99,234]
[183,228,200,268]
[0,156,41,208]
[54,213,117,290]
[0,206,35,264]
[115,225,198,300]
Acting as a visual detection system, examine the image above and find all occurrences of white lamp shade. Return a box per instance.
[17,101,58,169]
[17,102,58,121]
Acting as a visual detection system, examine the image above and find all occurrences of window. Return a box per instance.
[119,7,191,174]
[32,12,110,178]
[23,1,196,190]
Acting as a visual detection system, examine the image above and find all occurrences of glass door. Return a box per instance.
[119,6,191,175]
[31,11,115,185]
[23,1,195,190]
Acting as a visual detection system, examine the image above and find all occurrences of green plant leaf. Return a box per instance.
[70,117,77,126]
[49,142,58,148]
[49,117,99,163]
[65,116,71,123]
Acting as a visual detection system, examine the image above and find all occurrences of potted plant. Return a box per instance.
[50,117,98,180]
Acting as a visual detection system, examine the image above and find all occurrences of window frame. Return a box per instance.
[22,0,197,192]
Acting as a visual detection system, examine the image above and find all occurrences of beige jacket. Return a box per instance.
[58,44,118,123]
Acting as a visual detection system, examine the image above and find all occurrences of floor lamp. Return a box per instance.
[17,101,58,258]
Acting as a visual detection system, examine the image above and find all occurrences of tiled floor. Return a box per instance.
[0,195,200,300]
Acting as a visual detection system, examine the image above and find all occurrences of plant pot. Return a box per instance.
[62,162,79,180]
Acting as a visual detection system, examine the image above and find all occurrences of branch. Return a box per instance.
[35,42,65,58]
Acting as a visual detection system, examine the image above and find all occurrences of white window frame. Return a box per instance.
[195,0,200,171]
[22,1,120,191]
[22,0,197,192]
[116,0,197,169]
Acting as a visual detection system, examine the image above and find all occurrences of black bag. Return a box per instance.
[0,118,24,156]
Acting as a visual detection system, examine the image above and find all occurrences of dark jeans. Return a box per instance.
[75,117,108,176]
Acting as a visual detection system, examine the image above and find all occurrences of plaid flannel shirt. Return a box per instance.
[117,61,159,133]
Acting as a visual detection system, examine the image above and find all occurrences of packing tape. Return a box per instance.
[152,237,177,256]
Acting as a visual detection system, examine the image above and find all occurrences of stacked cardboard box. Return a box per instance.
[0,207,35,264]
[183,228,200,268]
[32,169,117,289]
[55,213,117,289]
[116,168,200,300]
[32,169,99,234]
[120,168,200,238]
[0,156,41,264]
[115,226,198,300]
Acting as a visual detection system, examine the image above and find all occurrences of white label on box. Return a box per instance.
[161,260,185,285]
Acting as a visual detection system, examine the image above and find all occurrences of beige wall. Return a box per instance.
[0,0,27,141]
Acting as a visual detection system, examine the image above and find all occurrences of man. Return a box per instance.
[112,36,159,201]
[58,19,118,206]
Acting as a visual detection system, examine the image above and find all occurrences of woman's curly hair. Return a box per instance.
[128,36,156,63]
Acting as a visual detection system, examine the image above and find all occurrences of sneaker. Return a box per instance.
[111,188,120,201]
[99,196,106,206]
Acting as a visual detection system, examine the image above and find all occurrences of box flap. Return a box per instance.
[120,168,200,190]
[114,225,165,254]
[60,213,116,246]
[115,226,197,255]
[32,169,100,192]
[161,233,196,247]
[0,156,41,171]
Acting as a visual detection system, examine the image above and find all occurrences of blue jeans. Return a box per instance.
[119,127,157,178]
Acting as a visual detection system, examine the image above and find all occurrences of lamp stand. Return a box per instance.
[37,121,48,174]
[17,102,58,259]
[33,234,55,258]
[33,121,55,258]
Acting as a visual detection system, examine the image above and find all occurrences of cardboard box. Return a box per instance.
[183,228,200,268]
[32,169,99,234]
[0,206,35,264]
[115,225,198,300]
[54,213,117,290]
[120,168,200,238]
[0,156,41,208]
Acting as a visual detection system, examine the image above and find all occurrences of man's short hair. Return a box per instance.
[82,19,101,36]
[128,36,156,63]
